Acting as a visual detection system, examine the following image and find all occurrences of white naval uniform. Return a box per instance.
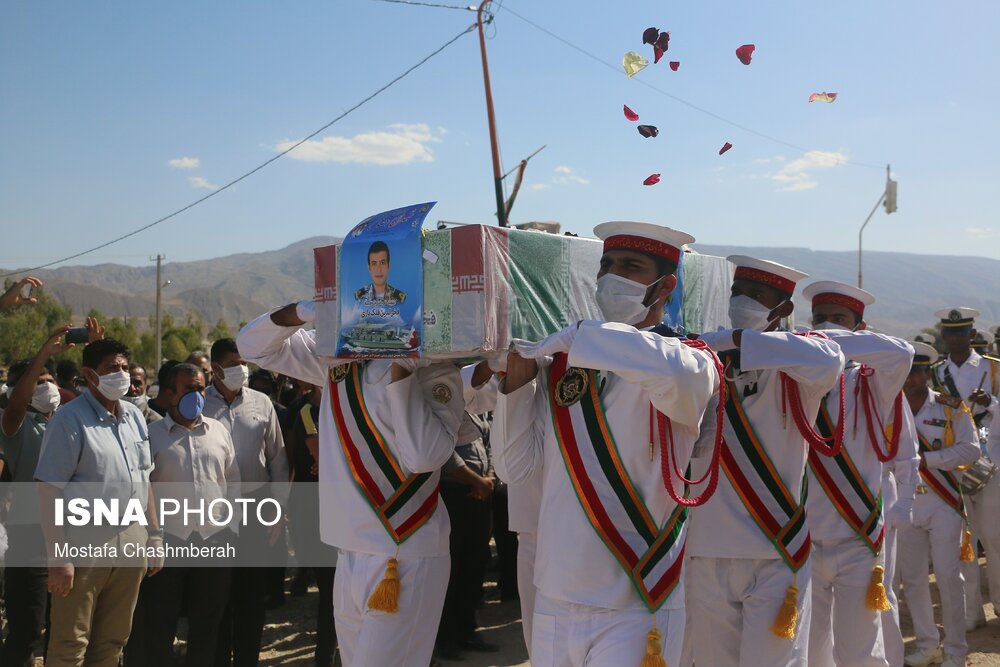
[934,351,1000,622]
[237,311,464,667]
[880,407,920,667]
[686,330,845,667]
[805,330,913,667]
[897,391,979,661]
[492,321,718,667]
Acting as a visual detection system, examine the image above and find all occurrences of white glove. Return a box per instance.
[296,300,317,324]
[392,357,432,373]
[695,328,738,352]
[886,494,913,529]
[512,323,579,360]
[486,351,508,373]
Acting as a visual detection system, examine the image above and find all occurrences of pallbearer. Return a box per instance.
[799,281,914,667]
[494,221,721,667]
[684,256,844,667]
[236,306,464,667]
[898,342,979,667]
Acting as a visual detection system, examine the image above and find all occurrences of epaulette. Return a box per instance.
[984,354,1000,364]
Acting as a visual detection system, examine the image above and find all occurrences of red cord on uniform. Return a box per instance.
[856,366,902,462]
[781,371,845,457]
[658,339,726,507]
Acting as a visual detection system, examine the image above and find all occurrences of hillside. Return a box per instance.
[4,236,997,337]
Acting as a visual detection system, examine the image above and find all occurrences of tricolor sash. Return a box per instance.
[916,429,966,518]
[328,362,439,543]
[549,354,687,612]
[808,403,884,554]
[721,377,811,571]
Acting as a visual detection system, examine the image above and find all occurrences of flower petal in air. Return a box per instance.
[719,142,733,155]
[808,92,838,103]
[637,125,659,138]
[654,46,665,64]
[643,173,661,186]
[643,27,659,45]
[669,61,680,71]
[624,105,639,121]
[655,31,671,51]
[736,44,755,65]
[623,51,649,78]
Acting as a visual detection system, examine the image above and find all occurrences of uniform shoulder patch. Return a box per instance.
[936,394,962,409]
[431,383,452,404]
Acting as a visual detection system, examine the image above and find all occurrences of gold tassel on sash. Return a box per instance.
[639,616,668,667]
[771,580,799,639]
[961,526,976,563]
[367,554,401,613]
[865,564,892,612]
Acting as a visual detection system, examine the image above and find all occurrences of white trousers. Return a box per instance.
[963,474,1000,619]
[517,531,538,655]
[686,556,812,667]
[808,537,888,667]
[333,550,450,667]
[531,591,683,667]
[897,493,967,659]
[881,524,905,667]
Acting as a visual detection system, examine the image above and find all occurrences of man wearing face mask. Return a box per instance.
[204,337,288,667]
[0,326,71,667]
[493,221,722,667]
[125,362,162,425]
[236,301,464,667]
[684,256,844,667]
[127,362,241,667]
[797,281,915,667]
[34,338,163,667]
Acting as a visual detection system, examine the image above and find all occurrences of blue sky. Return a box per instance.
[2,1,999,270]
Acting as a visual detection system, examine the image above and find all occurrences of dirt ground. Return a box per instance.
[255,558,1000,667]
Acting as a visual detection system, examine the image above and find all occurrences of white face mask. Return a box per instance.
[92,370,131,402]
[595,274,662,325]
[31,381,61,414]
[728,295,773,331]
[221,364,250,391]
[811,321,848,332]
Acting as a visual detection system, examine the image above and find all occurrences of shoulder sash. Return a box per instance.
[328,363,438,544]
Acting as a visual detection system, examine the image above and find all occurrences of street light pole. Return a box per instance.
[857,165,896,289]
[477,0,507,227]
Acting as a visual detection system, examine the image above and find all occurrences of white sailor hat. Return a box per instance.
[933,307,979,330]
[910,341,940,366]
[594,221,695,266]
[727,255,808,296]
[802,280,875,318]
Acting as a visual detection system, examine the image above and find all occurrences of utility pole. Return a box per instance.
[152,254,167,368]
[477,0,507,227]
[857,165,897,288]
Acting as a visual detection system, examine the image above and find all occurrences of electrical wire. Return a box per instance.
[370,0,477,10]
[499,5,884,170]
[2,22,477,278]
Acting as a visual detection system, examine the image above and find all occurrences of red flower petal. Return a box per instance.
[624,104,639,121]
[637,125,659,138]
[655,31,670,51]
[643,173,661,186]
[736,44,755,65]
[642,27,659,45]
[653,46,664,64]
[669,61,680,71]
[719,142,733,155]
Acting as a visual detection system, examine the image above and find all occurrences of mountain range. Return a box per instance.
[4,236,998,338]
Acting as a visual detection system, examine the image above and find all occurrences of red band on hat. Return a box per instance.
[812,292,865,317]
[733,266,796,295]
[603,235,680,264]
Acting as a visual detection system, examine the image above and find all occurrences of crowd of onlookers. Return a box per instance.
[0,277,520,667]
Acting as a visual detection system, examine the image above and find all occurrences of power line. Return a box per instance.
[499,5,884,170]
[370,0,477,10]
[2,22,477,279]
